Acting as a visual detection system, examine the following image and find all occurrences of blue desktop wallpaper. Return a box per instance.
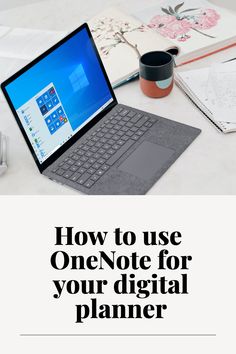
[5,27,113,131]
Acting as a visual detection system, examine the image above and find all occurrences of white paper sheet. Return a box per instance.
[0,28,67,60]
[0,26,10,38]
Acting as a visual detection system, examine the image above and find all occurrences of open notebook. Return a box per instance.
[135,0,236,66]
[175,60,236,133]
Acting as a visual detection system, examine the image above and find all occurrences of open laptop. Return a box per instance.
[1,23,201,195]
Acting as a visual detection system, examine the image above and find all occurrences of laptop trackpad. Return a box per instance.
[119,141,175,180]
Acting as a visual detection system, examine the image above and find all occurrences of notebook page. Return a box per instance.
[177,68,236,132]
[134,0,236,61]
[89,7,174,87]
[207,61,236,123]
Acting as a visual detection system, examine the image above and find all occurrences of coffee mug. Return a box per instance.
[139,51,174,98]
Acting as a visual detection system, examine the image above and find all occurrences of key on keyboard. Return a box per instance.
[51,107,158,188]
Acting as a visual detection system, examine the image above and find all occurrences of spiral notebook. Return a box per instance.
[175,61,236,133]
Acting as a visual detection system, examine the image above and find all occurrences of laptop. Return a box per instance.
[1,23,201,195]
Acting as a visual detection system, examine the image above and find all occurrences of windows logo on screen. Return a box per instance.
[69,64,89,93]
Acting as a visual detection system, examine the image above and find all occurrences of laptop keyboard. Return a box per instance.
[51,106,157,189]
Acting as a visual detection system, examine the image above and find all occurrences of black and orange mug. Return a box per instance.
[139,51,174,98]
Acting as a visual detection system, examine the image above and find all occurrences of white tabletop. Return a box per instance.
[1,0,236,195]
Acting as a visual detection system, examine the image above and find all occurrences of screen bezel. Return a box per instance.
[1,23,117,173]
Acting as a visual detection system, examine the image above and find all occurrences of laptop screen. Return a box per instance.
[4,26,114,164]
